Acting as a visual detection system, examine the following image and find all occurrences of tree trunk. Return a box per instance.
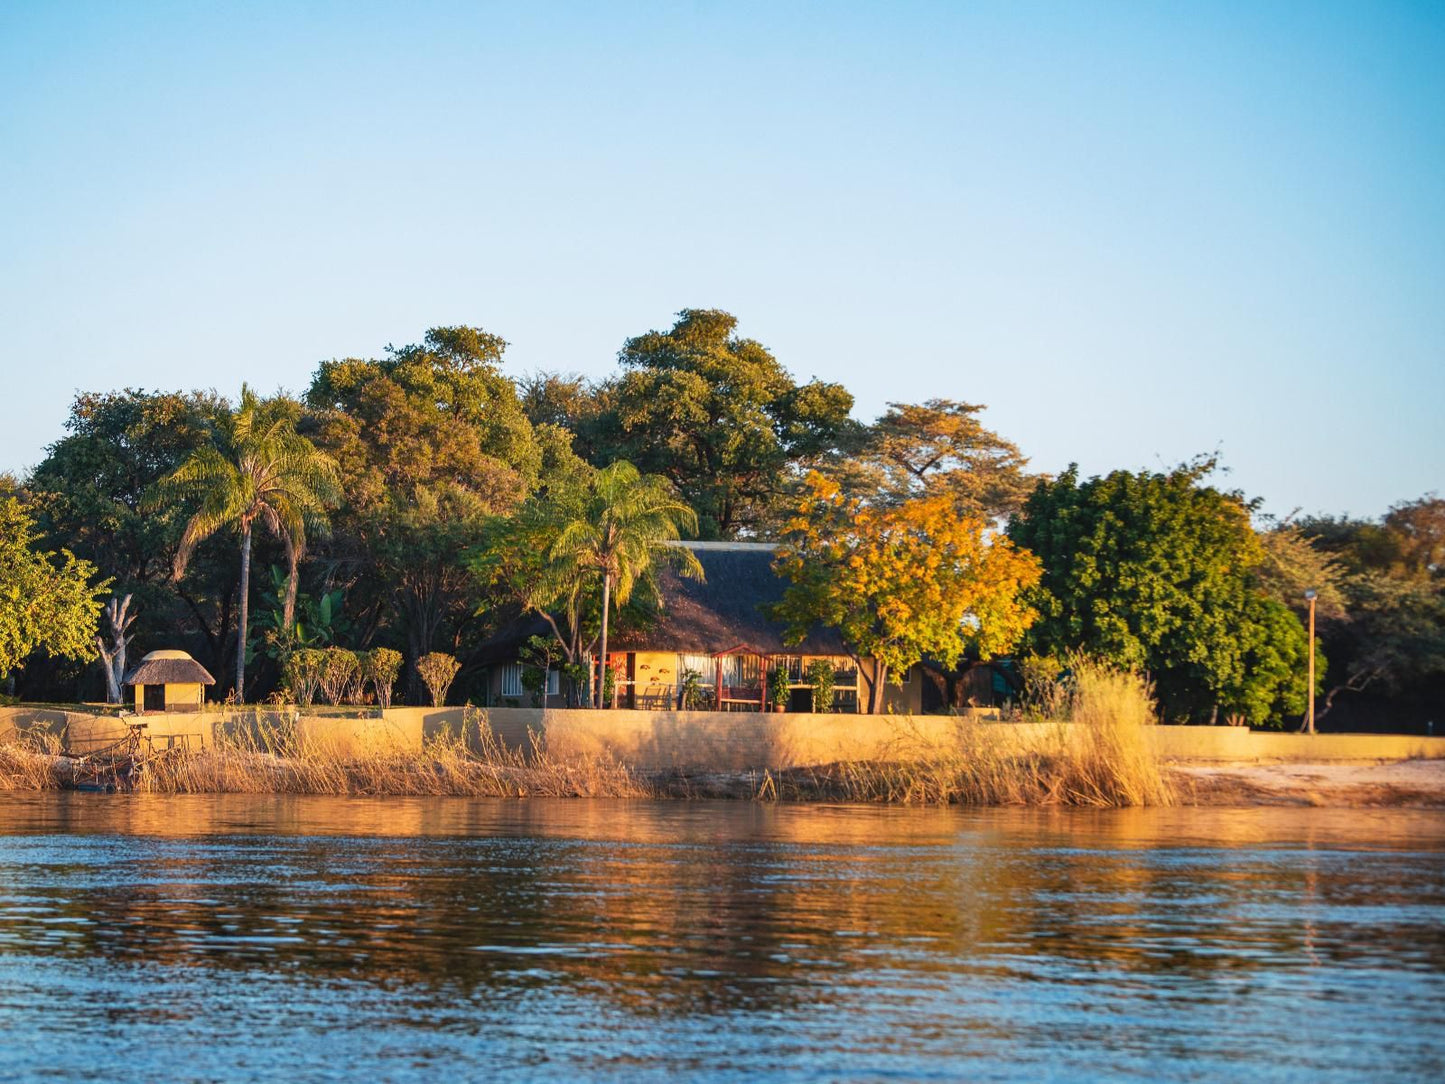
[95,594,134,704]
[236,524,253,701]
[282,538,300,635]
[597,572,612,709]
[867,660,888,715]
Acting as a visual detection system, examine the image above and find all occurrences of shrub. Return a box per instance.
[766,662,791,711]
[361,648,402,709]
[807,659,835,713]
[416,652,460,707]
[318,647,359,706]
[284,648,326,707]
[679,667,706,710]
[1019,653,1068,720]
[518,635,556,708]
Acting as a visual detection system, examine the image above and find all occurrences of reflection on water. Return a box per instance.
[1,795,1443,1082]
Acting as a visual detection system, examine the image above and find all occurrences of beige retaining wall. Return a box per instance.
[532,710,1445,770]
[3,704,1442,770]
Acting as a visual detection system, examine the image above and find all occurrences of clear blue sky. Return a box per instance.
[2,1,1441,519]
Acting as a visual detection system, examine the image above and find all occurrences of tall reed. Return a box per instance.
[132,707,652,798]
[0,665,1173,806]
[769,659,1174,806]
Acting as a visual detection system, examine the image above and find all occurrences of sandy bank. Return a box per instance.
[1173,759,1445,807]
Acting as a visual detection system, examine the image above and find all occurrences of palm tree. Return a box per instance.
[153,387,341,698]
[550,461,703,707]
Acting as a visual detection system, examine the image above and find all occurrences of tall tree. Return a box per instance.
[306,327,542,684]
[1007,460,1313,725]
[548,461,703,707]
[471,446,601,702]
[829,399,1034,518]
[26,389,236,690]
[94,594,137,704]
[774,474,1041,713]
[0,497,106,680]
[153,388,340,698]
[1295,500,1445,720]
[592,309,859,538]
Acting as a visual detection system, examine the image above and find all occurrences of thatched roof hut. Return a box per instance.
[475,542,847,660]
[124,650,216,688]
[609,542,847,655]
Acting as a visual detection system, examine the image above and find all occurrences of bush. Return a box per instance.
[284,648,326,707]
[416,652,460,707]
[766,662,791,711]
[679,667,706,710]
[807,659,835,713]
[318,647,359,706]
[360,648,402,709]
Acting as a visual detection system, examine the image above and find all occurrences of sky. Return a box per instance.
[1,0,1441,520]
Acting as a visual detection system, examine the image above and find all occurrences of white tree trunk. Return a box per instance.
[95,594,135,704]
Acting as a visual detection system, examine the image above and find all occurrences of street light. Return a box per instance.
[1304,589,1317,735]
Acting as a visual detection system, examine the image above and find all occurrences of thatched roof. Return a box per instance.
[124,649,216,687]
[609,542,848,655]
[475,542,849,660]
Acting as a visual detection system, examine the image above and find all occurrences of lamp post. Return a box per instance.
[1304,589,1317,735]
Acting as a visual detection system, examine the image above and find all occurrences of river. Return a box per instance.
[1,794,1442,1081]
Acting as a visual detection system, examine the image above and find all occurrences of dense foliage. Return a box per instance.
[0,498,106,680]
[775,474,1042,713]
[4,311,1437,728]
[1006,462,1315,725]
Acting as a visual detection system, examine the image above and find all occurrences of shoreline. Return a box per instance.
[1170,759,1445,808]
[4,744,1443,807]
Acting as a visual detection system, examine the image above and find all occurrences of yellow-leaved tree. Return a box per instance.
[772,473,1042,713]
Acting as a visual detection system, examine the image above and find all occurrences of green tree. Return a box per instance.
[153,388,340,699]
[1007,461,1312,724]
[1296,499,1445,719]
[0,497,107,679]
[1254,522,1349,621]
[592,309,859,538]
[306,327,543,685]
[774,474,1041,713]
[471,452,603,703]
[26,389,236,690]
[549,461,703,707]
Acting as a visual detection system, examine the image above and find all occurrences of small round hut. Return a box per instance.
[124,649,215,714]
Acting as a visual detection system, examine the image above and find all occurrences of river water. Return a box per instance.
[0,795,1442,1082]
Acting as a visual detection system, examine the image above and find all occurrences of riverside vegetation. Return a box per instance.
[0,661,1174,806]
[2,311,1440,729]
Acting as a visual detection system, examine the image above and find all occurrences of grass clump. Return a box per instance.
[131,707,651,798]
[768,659,1174,806]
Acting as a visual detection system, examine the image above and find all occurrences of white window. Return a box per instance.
[501,663,523,698]
[546,669,560,696]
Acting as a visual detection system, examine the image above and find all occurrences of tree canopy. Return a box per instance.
[827,399,1035,519]
[588,309,859,539]
[152,387,340,696]
[0,497,107,679]
[305,328,546,683]
[1007,461,1313,725]
[774,473,1042,713]
[10,312,1438,726]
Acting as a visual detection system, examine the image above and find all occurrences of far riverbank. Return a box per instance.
[1174,759,1445,807]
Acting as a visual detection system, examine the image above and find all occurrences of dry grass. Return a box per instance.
[0,709,652,798]
[134,710,654,798]
[767,661,1174,806]
[0,732,69,789]
[0,666,1174,806]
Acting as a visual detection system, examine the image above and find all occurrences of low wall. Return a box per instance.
[3,704,1442,770]
[534,710,1445,770]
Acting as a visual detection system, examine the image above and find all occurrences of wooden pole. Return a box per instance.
[1306,594,1316,735]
